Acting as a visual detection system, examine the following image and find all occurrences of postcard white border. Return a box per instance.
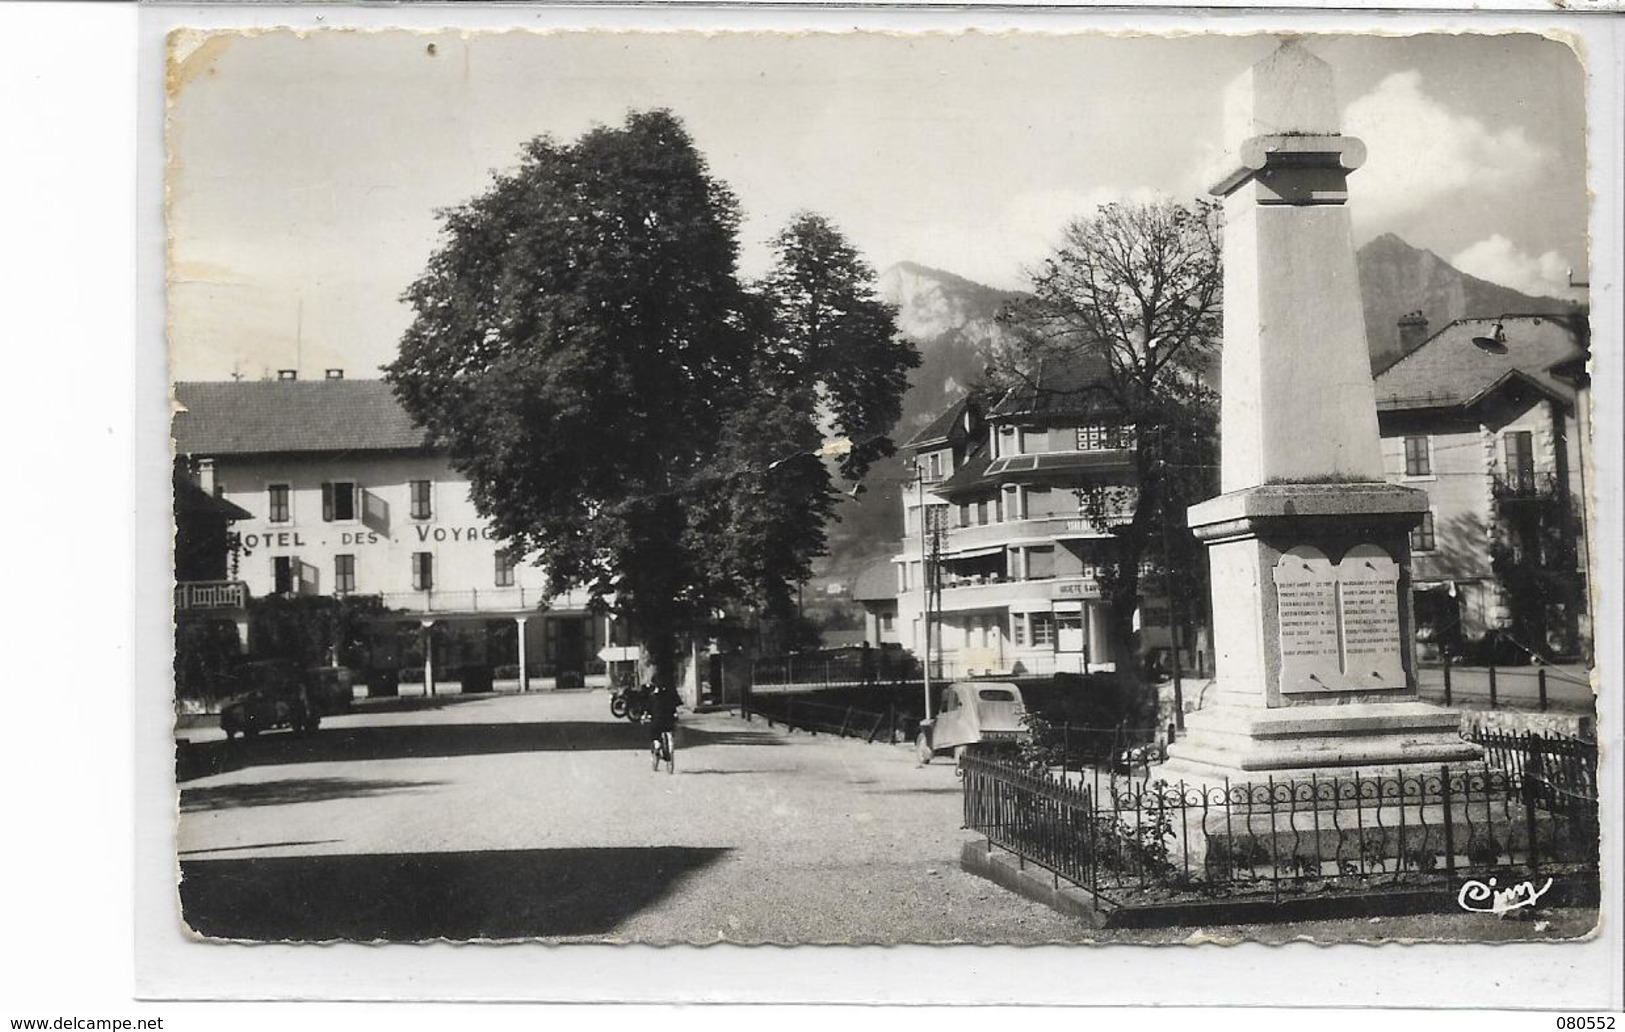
[126,2,1623,1009]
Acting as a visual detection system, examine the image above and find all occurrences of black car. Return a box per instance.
[219,660,321,740]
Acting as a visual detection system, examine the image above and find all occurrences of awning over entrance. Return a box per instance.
[945,544,1007,559]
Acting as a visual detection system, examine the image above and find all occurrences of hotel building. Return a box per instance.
[172,375,623,694]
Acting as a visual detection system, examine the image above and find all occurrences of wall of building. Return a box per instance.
[894,409,1142,677]
[1379,414,1494,586]
[1379,394,1584,646]
[211,452,550,604]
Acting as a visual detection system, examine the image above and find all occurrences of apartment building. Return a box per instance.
[893,366,1155,679]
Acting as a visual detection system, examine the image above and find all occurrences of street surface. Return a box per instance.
[176,690,1091,943]
[175,690,1597,945]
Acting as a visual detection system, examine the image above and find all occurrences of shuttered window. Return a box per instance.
[322,481,356,522]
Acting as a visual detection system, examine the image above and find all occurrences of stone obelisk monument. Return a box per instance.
[1163,42,1480,777]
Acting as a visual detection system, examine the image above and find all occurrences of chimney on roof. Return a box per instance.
[1397,311,1429,356]
[278,369,298,381]
[325,368,344,380]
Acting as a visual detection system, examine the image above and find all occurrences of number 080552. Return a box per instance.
[1556,1017,1615,1029]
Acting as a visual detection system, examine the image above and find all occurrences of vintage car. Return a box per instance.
[218,659,326,739]
[915,681,1031,764]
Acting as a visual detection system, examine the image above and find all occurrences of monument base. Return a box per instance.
[1162,695,1483,781]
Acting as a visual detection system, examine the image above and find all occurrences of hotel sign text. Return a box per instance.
[240,524,500,550]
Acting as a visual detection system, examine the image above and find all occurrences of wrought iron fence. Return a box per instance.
[962,757,1096,888]
[1471,728,1598,825]
[962,755,1598,906]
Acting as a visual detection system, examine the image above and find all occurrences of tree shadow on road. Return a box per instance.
[179,840,342,856]
[863,786,963,796]
[678,726,790,749]
[181,777,445,812]
[179,845,731,941]
[179,720,659,780]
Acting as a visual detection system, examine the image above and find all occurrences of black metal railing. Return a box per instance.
[751,647,924,690]
[961,755,1598,906]
[741,687,915,745]
[962,756,1096,888]
[1492,470,1562,501]
[1471,728,1598,822]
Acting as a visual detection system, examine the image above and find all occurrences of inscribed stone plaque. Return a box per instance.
[1272,545,1341,693]
[1335,543,1406,688]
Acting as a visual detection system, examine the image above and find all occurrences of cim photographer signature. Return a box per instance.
[1457,875,1554,915]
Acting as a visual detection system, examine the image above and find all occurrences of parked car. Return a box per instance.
[219,659,326,740]
[915,682,1031,765]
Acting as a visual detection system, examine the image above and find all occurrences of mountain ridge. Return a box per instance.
[814,236,1580,598]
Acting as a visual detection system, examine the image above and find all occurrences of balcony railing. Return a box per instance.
[934,574,1102,611]
[374,585,598,616]
[1493,471,1562,501]
[174,580,248,611]
[943,514,1125,553]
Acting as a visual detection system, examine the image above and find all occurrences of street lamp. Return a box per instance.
[1471,318,1511,354]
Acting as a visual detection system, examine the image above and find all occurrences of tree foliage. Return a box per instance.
[386,112,915,682]
[992,200,1223,672]
[247,594,393,670]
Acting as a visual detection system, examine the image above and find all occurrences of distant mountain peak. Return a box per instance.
[877,261,1016,350]
[1355,234,1575,371]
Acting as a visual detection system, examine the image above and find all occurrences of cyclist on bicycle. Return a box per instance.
[648,682,681,774]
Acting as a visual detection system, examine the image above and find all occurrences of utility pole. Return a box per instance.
[917,464,933,722]
[1159,424,1186,732]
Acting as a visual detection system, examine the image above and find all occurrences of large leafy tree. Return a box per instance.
[387,113,914,683]
[698,214,916,621]
[992,199,1223,678]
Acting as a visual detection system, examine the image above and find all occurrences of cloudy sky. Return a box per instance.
[167,29,1588,382]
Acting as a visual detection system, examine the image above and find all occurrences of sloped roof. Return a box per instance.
[173,472,254,521]
[850,560,898,603]
[936,449,993,493]
[903,396,973,450]
[988,356,1119,421]
[173,379,434,457]
[1373,314,1587,413]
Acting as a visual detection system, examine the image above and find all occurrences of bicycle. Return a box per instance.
[650,728,675,774]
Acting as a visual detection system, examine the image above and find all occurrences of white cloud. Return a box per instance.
[1344,71,1549,229]
[1450,234,1581,301]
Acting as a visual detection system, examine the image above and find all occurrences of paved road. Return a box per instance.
[176,690,1091,943]
[174,690,1596,945]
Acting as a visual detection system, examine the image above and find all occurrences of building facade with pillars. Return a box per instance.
[172,376,619,693]
[1372,312,1591,660]
[893,365,1152,680]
